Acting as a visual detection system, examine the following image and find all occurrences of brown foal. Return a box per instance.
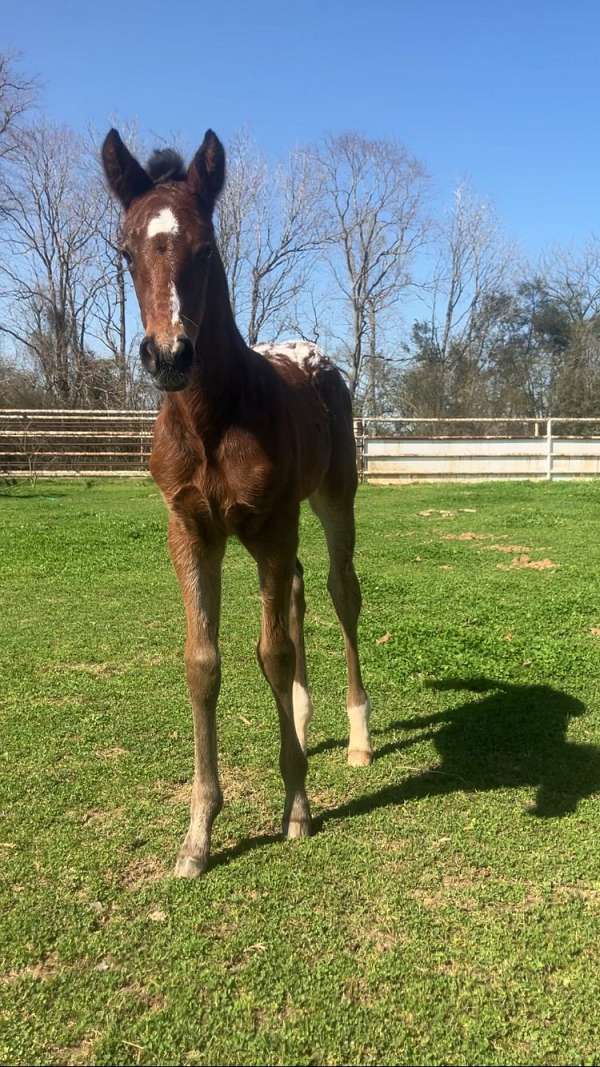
[102,128,372,877]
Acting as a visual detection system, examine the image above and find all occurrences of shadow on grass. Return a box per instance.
[210,677,600,868]
[316,677,600,829]
[210,831,280,870]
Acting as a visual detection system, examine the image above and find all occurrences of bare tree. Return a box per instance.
[245,147,323,346]
[0,123,105,405]
[408,183,515,414]
[537,240,600,415]
[0,52,37,161]
[83,126,147,406]
[311,132,428,401]
[540,238,600,323]
[215,130,263,321]
[216,132,322,346]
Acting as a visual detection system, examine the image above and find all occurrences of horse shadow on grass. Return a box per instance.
[210,677,600,869]
[315,677,600,828]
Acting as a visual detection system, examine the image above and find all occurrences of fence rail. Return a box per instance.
[355,417,600,482]
[3,411,600,482]
[0,409,156,477]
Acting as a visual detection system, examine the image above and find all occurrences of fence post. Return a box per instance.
[546,418,553,481]
[354,418,363,481]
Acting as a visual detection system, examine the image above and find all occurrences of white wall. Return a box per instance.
[363,436,600,482]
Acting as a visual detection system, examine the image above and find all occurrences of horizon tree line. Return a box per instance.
[1,51,599,420]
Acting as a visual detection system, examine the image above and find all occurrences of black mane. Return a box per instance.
[146,148,186,184]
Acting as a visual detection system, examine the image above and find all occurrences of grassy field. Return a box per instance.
[3,478,600,1065]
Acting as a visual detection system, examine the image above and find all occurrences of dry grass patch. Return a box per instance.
[0,951,61,986]
[443,531,495,542]
[81,807,123,828]
[497,555,558,571]
[159,762,264,808]
[487,543,531,553]
[120,855,167,890]
[553,883,600,905]
[50,1036,96,1066]
[418,508,477,518]
[95,746,128,761]
[46,661,120,677]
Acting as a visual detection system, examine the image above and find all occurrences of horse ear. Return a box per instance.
[101,129,152,209]
[187,129,225,211]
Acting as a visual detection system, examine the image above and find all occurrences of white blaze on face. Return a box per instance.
[170,281,181,327]
[147,208,179,238]
[146,207,182,332]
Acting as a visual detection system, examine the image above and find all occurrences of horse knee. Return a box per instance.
[185,644,221,701]
[257,631,295,691]
[328,561,361,612]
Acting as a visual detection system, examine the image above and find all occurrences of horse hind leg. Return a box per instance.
[248,535,312,839]
[289,559,314,753]
[310,489,372,766]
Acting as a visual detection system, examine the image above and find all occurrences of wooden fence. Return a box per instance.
[0,409,155,477]
[3,411,600,482]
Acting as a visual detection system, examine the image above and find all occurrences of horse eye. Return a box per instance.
[196,244,213,261]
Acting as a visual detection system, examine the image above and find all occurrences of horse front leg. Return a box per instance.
[168,517,225,878]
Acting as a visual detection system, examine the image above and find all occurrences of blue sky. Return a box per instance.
[5,0,600,257]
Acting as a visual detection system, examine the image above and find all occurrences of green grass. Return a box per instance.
[2,477,600,1065]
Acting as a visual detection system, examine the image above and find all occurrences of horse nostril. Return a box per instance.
[140,336,158,375]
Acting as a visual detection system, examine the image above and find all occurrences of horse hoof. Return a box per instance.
[284,816,312,839]
[174,854,207,879]
[348,749,373,767]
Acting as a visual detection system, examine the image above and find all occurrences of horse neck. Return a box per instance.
[170,253,252,437]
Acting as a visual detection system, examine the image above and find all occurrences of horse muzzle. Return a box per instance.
[140,335,194,392]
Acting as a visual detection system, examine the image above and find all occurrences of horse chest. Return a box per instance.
[164,439,277,539]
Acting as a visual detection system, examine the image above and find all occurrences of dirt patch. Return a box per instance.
[51,662,119,677]
[135,652,174,667]
[0,951,60,985]
[119,979,166,1013]
[497,555,558,571]
[95,746,128,761]
[50,1037,95,1066]
[553,883,600,905]
[591,628,600,637]
[81,808,123,828]
[418,509,477,518]
[310,787,341,809]
[360,926,398,954]
[412,866,497,911]
[121,855,167,890]
[487,544,531,554]
[163,781,192,806]
[443,531,495,542]
[160,763,261,807]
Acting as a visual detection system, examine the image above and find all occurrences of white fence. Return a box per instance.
[356,418,600,482]
[3,411,600,482]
